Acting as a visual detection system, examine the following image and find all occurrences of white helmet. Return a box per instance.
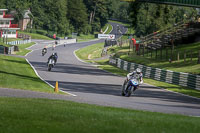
[136,68,141,74]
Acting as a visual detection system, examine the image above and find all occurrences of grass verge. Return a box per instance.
[75,43,200,98]
[102,23,113,34]
[0,55,58,93]
[95,59,200,98]
[15,42,35,56]
[111,42,200,74]
[0,97,200,133]
[19,31,53,40]
[75,42,104,60]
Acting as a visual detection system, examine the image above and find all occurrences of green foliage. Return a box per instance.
[111,0,130,22]
[68,0,88,34]
[129,2,198,37]
[1,0,115,36]
[83,0,113,33]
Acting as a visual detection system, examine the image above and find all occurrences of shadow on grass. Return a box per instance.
[2,58,28,65]
[0,70,43,83]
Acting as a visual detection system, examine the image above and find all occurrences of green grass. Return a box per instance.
[15,42,35,56]
[102,23,113,34]
[75,42,104,60]
[0,97,200,133]
[110,42,200,74]
[76,34,96,42]
[0,55,56,93]
[19,31,53,40]
[75,42,200,98]
[0,43,11,47]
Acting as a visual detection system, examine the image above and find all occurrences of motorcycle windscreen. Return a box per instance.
[130,79,138,86]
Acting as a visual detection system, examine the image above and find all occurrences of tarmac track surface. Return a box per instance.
[6,22,200,116]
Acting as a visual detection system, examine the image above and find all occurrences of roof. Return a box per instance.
[0,9,8,11]
[0,18,14,20]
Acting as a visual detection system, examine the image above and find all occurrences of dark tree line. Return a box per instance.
[0,0,115,35]
[128,1,198,37]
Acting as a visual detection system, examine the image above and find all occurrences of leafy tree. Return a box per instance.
[67,0,88,34]
[128,1,198,37]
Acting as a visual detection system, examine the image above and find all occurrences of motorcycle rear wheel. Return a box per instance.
[48,65,52,71]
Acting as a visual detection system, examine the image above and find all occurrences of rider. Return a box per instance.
[47,53,58,64]
[125,68,143,90]
[42,47,47,53]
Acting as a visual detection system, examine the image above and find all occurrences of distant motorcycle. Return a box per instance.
[42,48,47,56]
[47,58,55,71]
[121,74,140,97]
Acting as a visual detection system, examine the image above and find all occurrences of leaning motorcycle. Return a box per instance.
[121,74,140,97]
[48,59,55,71]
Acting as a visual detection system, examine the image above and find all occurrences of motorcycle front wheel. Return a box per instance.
[121,81,128,96]
[125,86,133,97]
[48,65,52,71]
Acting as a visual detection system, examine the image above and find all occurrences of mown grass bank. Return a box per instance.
[76,42,104,60]
[75,42,200,98]
[0,97,200,133]
[15,42,35,56]
[19,31,53,40]
[0,55,55,93]
[102,23,113,34]
[110,42,200,75]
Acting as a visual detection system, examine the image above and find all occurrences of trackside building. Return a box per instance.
[0,9,20,38]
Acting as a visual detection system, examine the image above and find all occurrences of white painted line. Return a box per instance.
[59,90,77,97]
[25,59,77,97]
[103,26,109,34]
[109,24,113,34]
[73,49,87,63]
[25,42,39,56]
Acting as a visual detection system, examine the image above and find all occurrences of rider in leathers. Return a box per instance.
[124,68,143,90]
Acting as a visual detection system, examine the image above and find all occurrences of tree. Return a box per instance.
[67,0,88,34]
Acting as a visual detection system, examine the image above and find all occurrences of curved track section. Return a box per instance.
[27,23,200,117]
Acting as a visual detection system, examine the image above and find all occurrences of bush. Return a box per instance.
[36,30,47,35]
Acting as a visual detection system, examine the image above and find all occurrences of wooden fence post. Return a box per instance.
[177,52,179,61]
[143,46,145,57]
[160,48,162,60]
[198,50,200,64]
[184,50,186,63]
[155,49,157,59]
[170,48,173,62]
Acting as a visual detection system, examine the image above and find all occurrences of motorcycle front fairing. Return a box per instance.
[127,78,139,90]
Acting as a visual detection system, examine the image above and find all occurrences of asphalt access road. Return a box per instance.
[24,22,200,117]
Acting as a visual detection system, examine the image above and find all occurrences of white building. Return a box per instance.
[0,9,20,38]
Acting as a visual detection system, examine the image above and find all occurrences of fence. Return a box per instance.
[109,57,200,90]
[7,39,31,45]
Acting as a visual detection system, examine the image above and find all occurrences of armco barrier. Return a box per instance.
[109,57,200,90]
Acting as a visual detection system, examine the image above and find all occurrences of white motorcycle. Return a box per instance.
[47,58,55,71]
[121,73,143,97]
